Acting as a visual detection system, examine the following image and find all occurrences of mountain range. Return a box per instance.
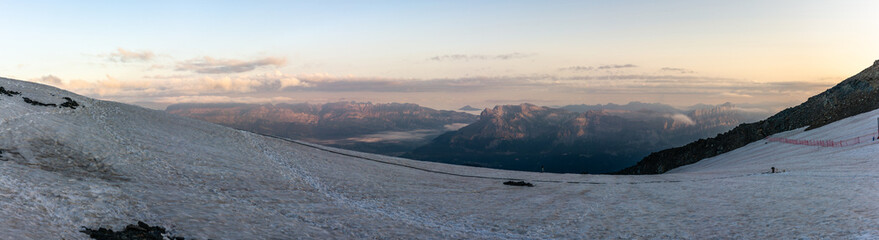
[404,102,767,173]
[166,102,477,156]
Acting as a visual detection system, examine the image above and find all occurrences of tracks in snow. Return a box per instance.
[255,133,764,185]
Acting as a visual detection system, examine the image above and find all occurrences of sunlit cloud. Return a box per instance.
[558,66,595,71]
[143,74,193,79]
[176,56,287,74]
[346,129,442,143]
[721,92,754,98]
[108,48,155,62]
[37,72,304,97]
[597,64,637,70]
[147,64,166,70]
[660,67,695,74]
[31,75,62,85]
[60,74,152,96]
[33,70,834,113]
[154,95,297,105]
[290,74,541,92]
[444,123,469,131]
[427,53,535,61]
[559,64,638,71]
[666,113,695,125]
[40,71,833,101]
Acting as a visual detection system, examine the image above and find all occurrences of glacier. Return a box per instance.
[1,76,878,239]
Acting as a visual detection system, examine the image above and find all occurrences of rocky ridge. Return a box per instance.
[619,59,879,174]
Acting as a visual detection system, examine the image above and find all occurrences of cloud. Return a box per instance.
[108,48,154,62]
[41,68,832,114]
[666,113,695,125]
[731,106,772,113]
[196,73,304,92]
[660,67,695,74]
[346,129,442,143]
[32,75,62,85]
[176,56,287,74]
[558,66,595,71]
[444,123,469,131]
[46,71,305,98]
[560,75,831,95]
[153,95,297,105]
[279,73,833,100]
[50,70,832,103]
[559,64,637,71]
[428,53,535,61]
[147,64,166,70]
[721,92,753,98]
[290,74,542,92]
[60,74,152,96]
[143,74,192,79]
[597,64,638,70]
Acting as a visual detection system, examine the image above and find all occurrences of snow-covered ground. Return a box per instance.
[1,77,878,239]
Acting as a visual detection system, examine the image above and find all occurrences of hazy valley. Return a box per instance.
[167,102,477,156]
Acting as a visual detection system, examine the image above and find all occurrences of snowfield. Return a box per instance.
[1,77,878,239]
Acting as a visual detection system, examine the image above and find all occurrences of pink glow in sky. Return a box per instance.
[2,0,878,112]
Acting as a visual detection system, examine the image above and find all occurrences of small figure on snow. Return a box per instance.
[771,167,776,173]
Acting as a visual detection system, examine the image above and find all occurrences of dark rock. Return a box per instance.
[81,221,185,240]
[503,180,534,187]
[618,59,879,174]
[0,86,21,96]
[60,97,80,109]
[22,97,56,107]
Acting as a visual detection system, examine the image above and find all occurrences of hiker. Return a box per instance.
[771,167,775,173]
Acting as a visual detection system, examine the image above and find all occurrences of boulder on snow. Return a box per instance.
[503,180,534,187]
[80,221,185,240]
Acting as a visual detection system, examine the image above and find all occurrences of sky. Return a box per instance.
[1,0,878,112]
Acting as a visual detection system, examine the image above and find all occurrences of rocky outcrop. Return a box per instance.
[81,221,185,240]
[618,59,879,174]
[1,86,80,109]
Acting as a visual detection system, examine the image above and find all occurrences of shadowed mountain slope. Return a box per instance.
[405,102,764,173]
[619,59,879,174]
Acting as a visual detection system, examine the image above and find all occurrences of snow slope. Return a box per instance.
[1,77,878,239]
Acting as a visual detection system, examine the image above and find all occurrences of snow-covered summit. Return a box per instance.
[1,77,879,239]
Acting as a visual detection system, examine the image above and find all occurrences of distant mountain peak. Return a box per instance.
[458,105,481,111]
[481,103,550,118]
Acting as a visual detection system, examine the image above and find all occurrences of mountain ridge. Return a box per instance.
[166,101,477,156]
[619,59,879,174]
[405,102,764,173]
